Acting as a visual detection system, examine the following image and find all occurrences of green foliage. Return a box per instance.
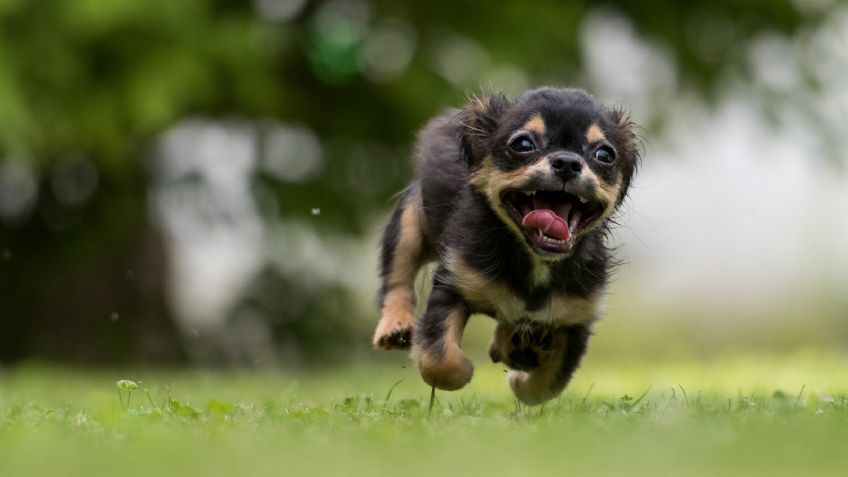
[0,0,812,175]
[0,0,826,365]
[0,0,280,173]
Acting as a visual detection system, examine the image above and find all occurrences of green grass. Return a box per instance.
[2,351,848,477]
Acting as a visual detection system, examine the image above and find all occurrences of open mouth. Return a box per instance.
[502,189,604,254]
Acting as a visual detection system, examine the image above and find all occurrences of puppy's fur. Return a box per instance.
[373,87,639,404]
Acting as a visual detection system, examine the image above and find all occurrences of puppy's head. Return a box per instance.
[461,88,638,259]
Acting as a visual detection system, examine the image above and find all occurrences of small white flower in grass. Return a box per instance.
[116,379,142,409]
[74,410,90,426]
[117,380,138,390]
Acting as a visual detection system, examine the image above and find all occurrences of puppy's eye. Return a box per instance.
[508,135,536,154]
[593,145,616,164]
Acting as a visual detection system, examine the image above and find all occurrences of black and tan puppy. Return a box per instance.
[373,87,638,405]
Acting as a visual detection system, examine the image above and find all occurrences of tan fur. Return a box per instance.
[470,156,550,192]
[470,158,553,284]
[489,321,517,362]
[488,321,562,368]
[414,306,473,390]
[509,355,564,405]
[597,179,623,218]
[467,94,492,115]
[373,191,425,348]
[470,152,626,274]
[523,114,546,136]
[373,289,416,348]
[447,249,525,316]
[585,123,606,143]
[488,322,573,405]
[446,250,601,325]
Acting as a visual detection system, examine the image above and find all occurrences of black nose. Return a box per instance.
[550,155,583,180]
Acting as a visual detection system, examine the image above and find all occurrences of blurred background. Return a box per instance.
[0,0,846,368]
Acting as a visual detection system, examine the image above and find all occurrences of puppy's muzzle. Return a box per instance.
[550,155,583,182]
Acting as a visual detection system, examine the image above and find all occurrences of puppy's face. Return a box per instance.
[462,88,638,259]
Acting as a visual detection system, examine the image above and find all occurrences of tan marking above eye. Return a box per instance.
[523,114,546,136]
[586,123,606,143]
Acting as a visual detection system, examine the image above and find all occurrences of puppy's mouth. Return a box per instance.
[502,189,604,254]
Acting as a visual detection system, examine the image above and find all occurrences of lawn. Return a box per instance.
[1,350,847,477]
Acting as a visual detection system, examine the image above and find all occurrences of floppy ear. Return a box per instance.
[459,93,510,167]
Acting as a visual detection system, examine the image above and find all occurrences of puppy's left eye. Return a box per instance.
[593,145,616,164]
[508,135,536,154]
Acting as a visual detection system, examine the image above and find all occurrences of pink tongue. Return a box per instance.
[521,209,570,240]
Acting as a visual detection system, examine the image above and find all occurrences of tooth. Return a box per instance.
[579,196,588,204]
[570,210,582,232]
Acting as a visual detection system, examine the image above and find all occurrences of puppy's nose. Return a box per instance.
[550,155,582,180]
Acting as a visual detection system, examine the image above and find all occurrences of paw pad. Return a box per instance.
[377,327,412,350]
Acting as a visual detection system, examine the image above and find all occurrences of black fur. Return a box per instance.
[552,325,591,391]
[416,271,468,356]
[376,87,639,404]
[415,88,635,302]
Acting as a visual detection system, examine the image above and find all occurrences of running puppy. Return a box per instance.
[373,87,639,405]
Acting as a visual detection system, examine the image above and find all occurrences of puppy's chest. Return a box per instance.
[463,283,597,325]
[446,256,600,325]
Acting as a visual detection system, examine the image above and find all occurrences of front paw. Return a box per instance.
[373,312,414,350]
[416,347,474,390]
[508,370,556,405]
[489,321,555,371]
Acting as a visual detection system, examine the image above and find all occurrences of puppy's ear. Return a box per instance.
[606,107,640,199]
[459,93,509,167]
[607,108,638,151]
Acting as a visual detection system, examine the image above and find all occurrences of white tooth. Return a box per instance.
[579,196,588,204]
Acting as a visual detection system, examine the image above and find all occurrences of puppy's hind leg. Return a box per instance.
[508,325,590,405]
[373,184,427,350]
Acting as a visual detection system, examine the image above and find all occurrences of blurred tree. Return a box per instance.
[0,0,819,364]
[0,0,284,363]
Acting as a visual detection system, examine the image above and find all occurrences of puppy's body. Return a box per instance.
[374,88,638,404]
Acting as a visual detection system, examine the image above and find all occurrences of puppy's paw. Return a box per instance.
[489,321,554,371]
[416,347,474,391]
[373,312,414,350]
[508,370,557,406]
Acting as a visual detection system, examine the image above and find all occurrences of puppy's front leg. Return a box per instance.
[509,325,590,405]
[413,275,473,390]
[373,185,425,350]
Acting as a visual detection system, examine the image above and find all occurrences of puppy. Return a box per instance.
[373,87,638,405]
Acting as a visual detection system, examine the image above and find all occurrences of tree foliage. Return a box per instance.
[0,0,820,364]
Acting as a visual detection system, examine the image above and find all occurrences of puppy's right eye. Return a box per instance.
[508,134,536,154]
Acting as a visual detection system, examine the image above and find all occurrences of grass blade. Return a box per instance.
[384,379,404,403]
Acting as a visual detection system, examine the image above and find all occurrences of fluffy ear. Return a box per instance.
[607,107,637,150]
[459,93,510,167]
[606,107,640,200]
